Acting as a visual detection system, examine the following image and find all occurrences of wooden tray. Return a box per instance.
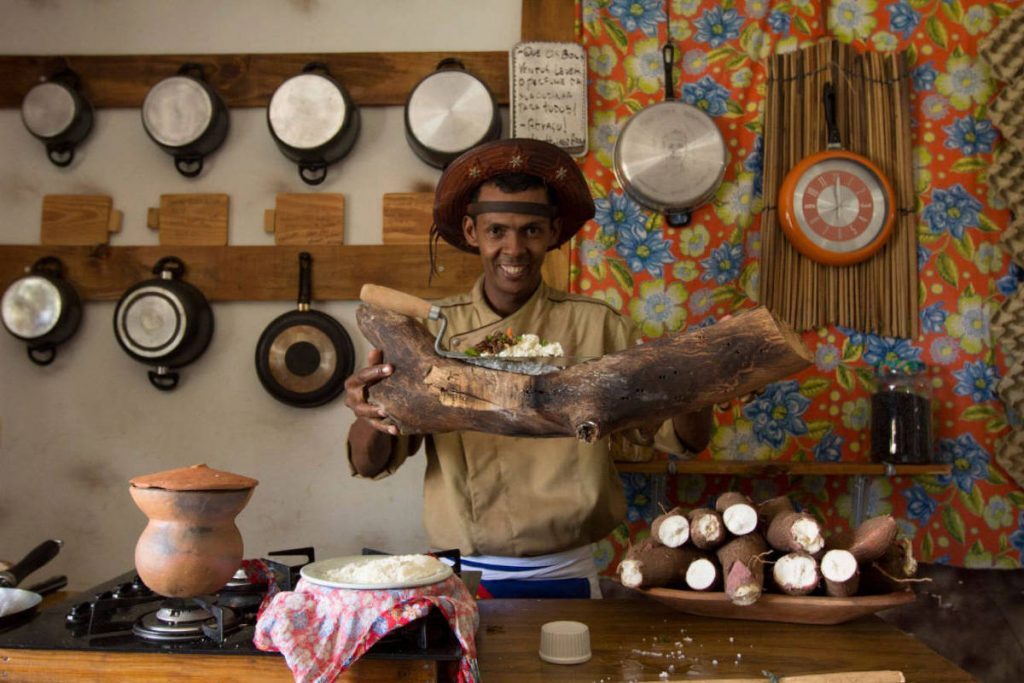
[639,586,916,625]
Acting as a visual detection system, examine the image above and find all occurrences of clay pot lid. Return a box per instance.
[130,464,258,491]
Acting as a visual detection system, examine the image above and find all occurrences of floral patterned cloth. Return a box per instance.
[578,0,1024,571]
[253,576,479,682]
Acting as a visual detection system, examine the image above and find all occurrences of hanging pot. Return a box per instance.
[1,257,83,366]
[20,68,94,167]
[255,252,354,407]
[113,256,214,391]
[142,63,230,178]
[267,62,361,186]
[404,58,501,169]
[613,41,726,227]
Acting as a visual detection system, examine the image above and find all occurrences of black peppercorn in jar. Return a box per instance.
[870,361,934,464]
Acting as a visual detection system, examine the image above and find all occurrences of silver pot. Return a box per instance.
[113,256,214,391]
[614,42,726,227]
[268,62,361,186]
[142,63,230,178]
[20,68,94,167]
[1,257,82,366]
[404,58,501,169]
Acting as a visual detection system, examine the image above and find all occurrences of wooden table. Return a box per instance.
[0,597,974,682]
[474,599,975,682]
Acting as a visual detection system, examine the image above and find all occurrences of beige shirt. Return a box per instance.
[352,277,688,557]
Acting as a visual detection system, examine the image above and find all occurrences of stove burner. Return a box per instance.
[132,599,238,643]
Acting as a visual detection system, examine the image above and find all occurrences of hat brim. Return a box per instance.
[432,138,595,253]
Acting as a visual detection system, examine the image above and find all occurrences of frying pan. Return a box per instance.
[359,284,582,376]
[255,252,355,407]
[0,539,63,625]
[613,40,726,227]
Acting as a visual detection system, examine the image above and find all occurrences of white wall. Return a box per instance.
[0,0,520,587]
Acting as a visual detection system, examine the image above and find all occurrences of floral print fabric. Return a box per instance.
[578,0,1024,570]
[254,576,479,682]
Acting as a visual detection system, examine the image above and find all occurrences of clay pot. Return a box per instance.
[129,464,258,598]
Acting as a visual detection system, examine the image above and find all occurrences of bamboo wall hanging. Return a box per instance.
[759,40,917,338]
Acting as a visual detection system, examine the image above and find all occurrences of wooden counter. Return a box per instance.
[475,598,975,682]
[0,596,974,682]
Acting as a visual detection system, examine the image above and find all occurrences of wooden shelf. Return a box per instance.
[616,460,952,477]
[0,243,480,301]
[0,51,509,109]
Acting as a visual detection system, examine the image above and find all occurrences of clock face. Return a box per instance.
[779,152,895,266]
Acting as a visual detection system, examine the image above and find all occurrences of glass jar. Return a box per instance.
[870,361,934,464]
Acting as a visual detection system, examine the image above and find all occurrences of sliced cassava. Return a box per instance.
[618,538,699,589]
[772,551,820,596]
[717,532,768,605]
[651,506,690,548]
[845,514,899,563]
[820,548,861,597]
[688,507,726,550]
[766,511,825,554]
[715,492,758,536]
[862,537,919,594]
[684,551,720,591]
[757,495,795,528]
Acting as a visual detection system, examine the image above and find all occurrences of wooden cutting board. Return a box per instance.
[382,192,432,244]
[264,193,345,245]
[147,194,229,245]
[40,194,121,245]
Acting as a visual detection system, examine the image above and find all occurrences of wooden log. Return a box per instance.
[356,305,813,440]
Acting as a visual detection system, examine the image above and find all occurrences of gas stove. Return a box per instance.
[0,548,465,666]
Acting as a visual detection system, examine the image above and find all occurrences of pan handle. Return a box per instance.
[360,284,439,320]
[0,540,62,588]
[823,82,842,150]
[662,41,676,101]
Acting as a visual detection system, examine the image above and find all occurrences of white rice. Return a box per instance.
[486,334,563,358]
[324,554,445,585]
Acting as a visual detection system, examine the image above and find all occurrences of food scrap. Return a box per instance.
[468,329,564,358]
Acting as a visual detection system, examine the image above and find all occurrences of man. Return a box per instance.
[344,138,711,598]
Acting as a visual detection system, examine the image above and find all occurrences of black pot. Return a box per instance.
[404,58,500,169]
[142,63,230,178]
[1,257,82,366]
[20,69,94,168]
[255,252,354,407]
[113,256,214,391]
[267,62,361,186]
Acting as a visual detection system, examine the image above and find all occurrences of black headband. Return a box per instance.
[466,201,558,218]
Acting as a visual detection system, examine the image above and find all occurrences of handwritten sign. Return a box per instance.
[510,41,588,157]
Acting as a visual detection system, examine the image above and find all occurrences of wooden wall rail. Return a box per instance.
[0,51,509,109]
[0,244,480,301]
[617,460,952,477]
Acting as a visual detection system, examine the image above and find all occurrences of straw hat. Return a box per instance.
[431,138,594,253]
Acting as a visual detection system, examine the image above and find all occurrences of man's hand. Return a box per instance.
[343,348,398,435]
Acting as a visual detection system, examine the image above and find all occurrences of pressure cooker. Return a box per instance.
[20,68,94,167]
[141,63,230,178]
[113,256,214,391]
[267,62,361,186]
[1,257,82,366]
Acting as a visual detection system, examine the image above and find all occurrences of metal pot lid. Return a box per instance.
[116,286,187,358]
[407,71,496,154]
[268,74,347,150]
[1,276,61,339]
[614,101,726,210]
[20,82,76,139]
[142,76,214,147]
